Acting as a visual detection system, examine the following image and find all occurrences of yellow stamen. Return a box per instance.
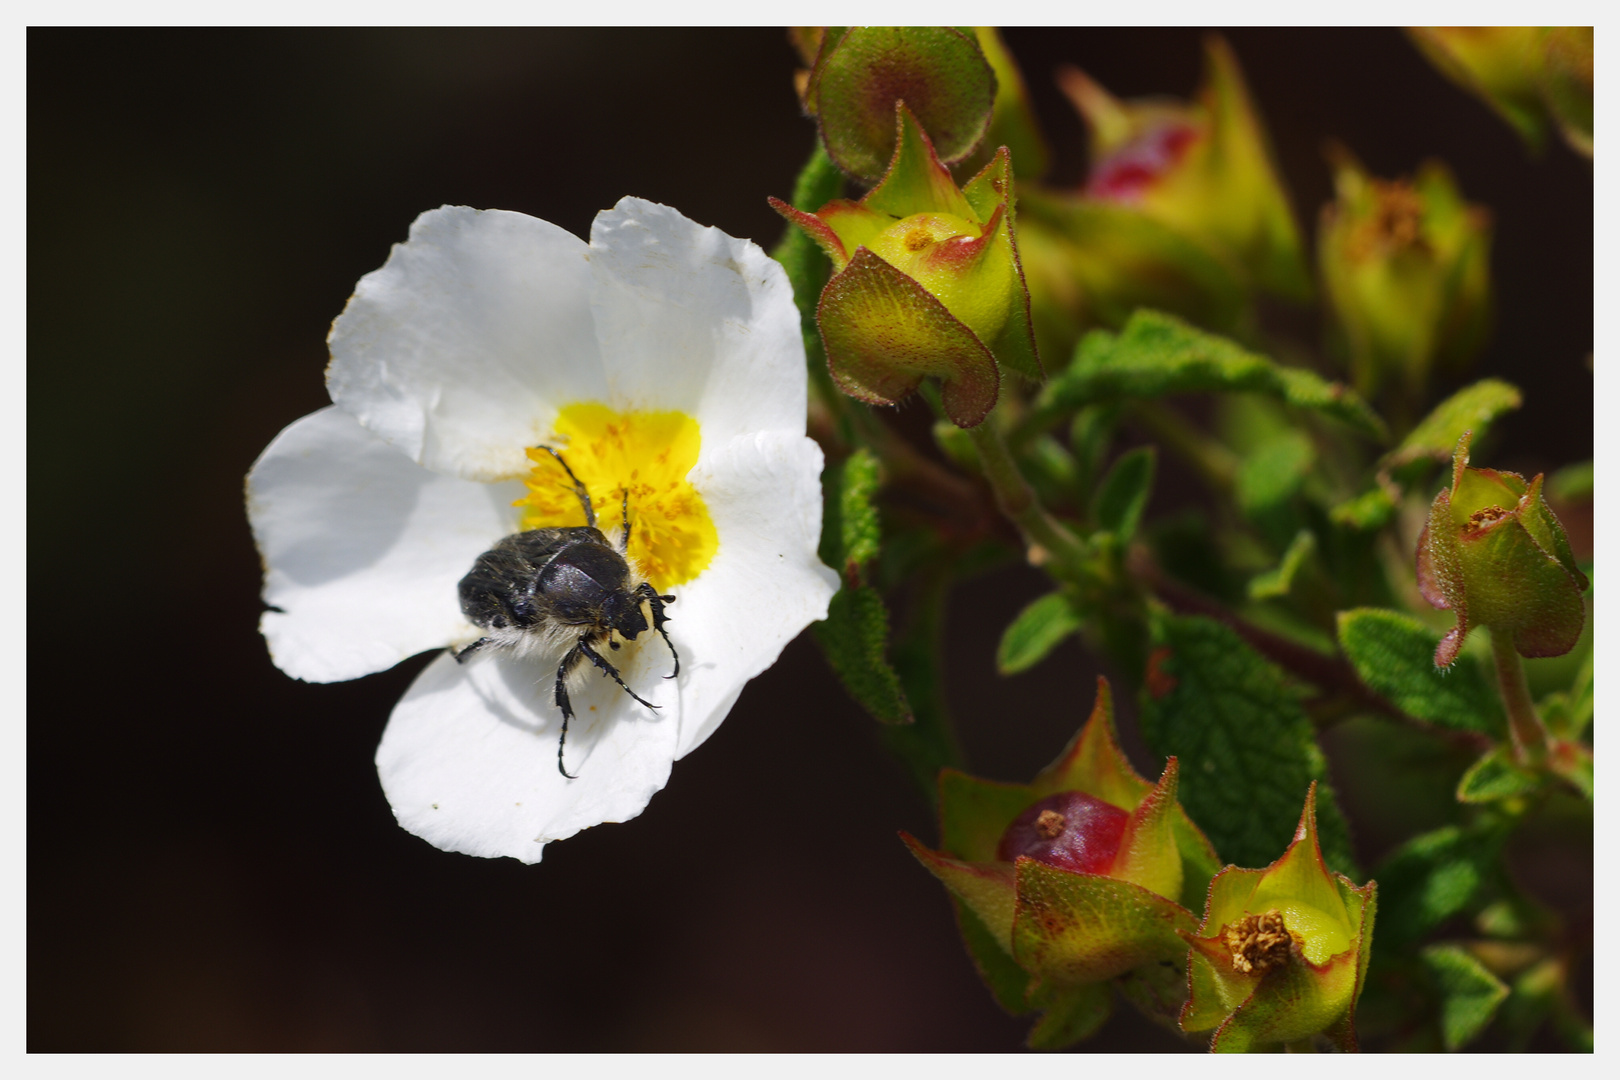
[515,403,718,590]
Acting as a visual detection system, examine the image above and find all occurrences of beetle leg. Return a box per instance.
[577,636,658,710]
[535,446,595,528]
[553,644,584,779]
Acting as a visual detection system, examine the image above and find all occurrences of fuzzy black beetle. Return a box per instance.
[454,447,678,778]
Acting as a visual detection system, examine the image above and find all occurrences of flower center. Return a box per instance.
[515,403,718,590]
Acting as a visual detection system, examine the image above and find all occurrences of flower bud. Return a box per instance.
[1407,27,1594,156]
[901,678,1219,1041]
[1416,432,1589,668]
[1179,784,1376,1052]
[1054,35,1309,302]
[801,26,996,182]
[1318,149,1492,407]
[771,104,1041,428]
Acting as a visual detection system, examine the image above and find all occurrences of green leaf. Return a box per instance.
[1091,445,1156,539]
[1025,981,1112,1050]
[1372,823,1506,950]
[1548,459,1593,504]
[1235,430,1314,521]
[818,448,881,572]
[1248,529,1316,600]
[812,586,911,725]
[1329,485,1397,531]
[997,592,1084,675]
[1385,378,1522,470]
[1139,613,1358,875]
[1336,608,1505,735]
[1419,944,1510,1051]
[1040,310,1387,439]
[1456,746,1541,803]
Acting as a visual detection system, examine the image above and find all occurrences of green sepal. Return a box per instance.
[1024,980,1112,1050]
[1247,529,1315,601]
[1385,378,1521,472]
[768,143,846,337]
[1456,745,1541,804]
[997,591,1084,675]
[1336,607,1505,735]
[902,833,1018,951]
[1140,613,1359,876]
[1040,310,1387,440]
[811,27,996,181]
[817,246,1000,427]
[960,147,1042,381]
[1091,445,1156,540]
[950,895,1031,1014]
[1012,859,1199,985]
[863,103,977,221]
[1419,944,1510,1051]
[1371,821,1507,951]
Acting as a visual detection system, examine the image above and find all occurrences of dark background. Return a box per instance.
[30,28,1591,1051]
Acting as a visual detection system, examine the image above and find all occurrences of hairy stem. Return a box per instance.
[964,419,1089,579]
[1490,630,1547,765]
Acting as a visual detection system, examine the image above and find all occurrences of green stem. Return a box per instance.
[964,419,1089,579]
[1490,630,1547,765]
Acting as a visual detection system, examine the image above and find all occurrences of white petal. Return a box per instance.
[673,430,839,757]
[589,198,807,446]
[376,649,680,863]
[247,406,522,683]
[326,206,611,481]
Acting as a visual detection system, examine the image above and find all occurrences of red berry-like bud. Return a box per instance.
[997,790,1128,875]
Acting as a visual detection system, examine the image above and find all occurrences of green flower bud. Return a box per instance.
[802,26,996,182]
[1318,149,1492,407]
[900,678,1219,1042]
[1407,27,1592,155]
[1417,432,1589,668]
[1055,35,1309,303]
[771,104,1041,428]
[1179,784,1376,1052]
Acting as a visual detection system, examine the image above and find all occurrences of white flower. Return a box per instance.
[247,198,839,863]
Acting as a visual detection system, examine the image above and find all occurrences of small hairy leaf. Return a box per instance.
[1248,529,1316,600]
[1456,747,1541,803]
[1420,944,1510,1051]
[997,592,1084,675]
[817,449,882,574]
[1139,614,1358,875]
[1330,485,1397,531]
[1386,379,1522,469]
[812,586,912,724]
[1040,310,1387,438]
[1336,608,1505,735]
[1372,823,1506,950]
[1091,445,1156,540]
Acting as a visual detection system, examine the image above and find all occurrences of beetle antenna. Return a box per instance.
[536,445,595,527]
